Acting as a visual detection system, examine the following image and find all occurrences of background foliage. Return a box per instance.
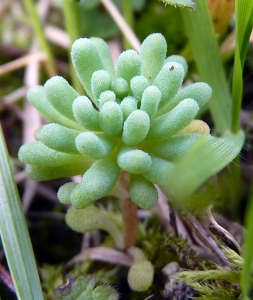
[0,0,253,299]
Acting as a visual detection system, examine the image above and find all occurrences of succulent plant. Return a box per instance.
[18,33,212,211]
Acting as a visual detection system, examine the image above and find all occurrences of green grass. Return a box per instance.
[0,0,252,298]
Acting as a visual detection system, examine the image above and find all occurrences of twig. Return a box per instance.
[22,41,42,212]
[0,87,27,108]
[156,186,177,235]
[14,170,27,183]
[64,246,133,270]
[159,187,230,266]
[0,52,47,77]
[117,172,138,249]
[101,0,141,52]
[45,25,69,49]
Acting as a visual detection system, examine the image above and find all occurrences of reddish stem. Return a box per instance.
[122,196,138,249]
[120,172,138,249]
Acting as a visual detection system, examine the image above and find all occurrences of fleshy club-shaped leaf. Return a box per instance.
[98,90,116,109]
[130,75,149,102]
[120,96,138,120]
[91,70,112,105]
[164,54,188,75]
[163,82,212,113]
[141,133,202,160]
[140,85,162,117]
[116,49,141,84]
[57,182,78,204]
[142,156,174,185]
[71,38,104,98]
[25,160,92,181]
[179,120,210,134]
[153,62,185,111]
[18,141,82,167]
[99,101,123,136]
[122,110,150,145]
[129,174,158,210]
[90,37,116,80]
[70,153,120,209]
[147,98,199,139]
[75,132,117,160]
[39,123,81,154]
[27,85,82,130]
[111,77,129,99]
[72,96,101,131]
[140,33,167,83]
[44,76,79,121]
[117,147,152,174]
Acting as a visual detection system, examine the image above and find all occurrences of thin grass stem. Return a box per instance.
[62,0,83,93]
[23,0,56,75]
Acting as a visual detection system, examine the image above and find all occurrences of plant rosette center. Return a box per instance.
[18,33,212,210]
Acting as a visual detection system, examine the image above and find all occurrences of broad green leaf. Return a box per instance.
[0,125,43,300]
[162,132,244,202]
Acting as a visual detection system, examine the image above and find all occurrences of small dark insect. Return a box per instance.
[169,66,174,70]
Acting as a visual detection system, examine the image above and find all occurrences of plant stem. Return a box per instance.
[101,0,141,51]
[23,0,56,75]
[122,196,138,249]
[62,0,83,93]
[0,52,47,76]
[122,0,134,49]
[119,172,138,249]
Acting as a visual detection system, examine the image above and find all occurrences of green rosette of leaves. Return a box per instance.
[18,33,212,210]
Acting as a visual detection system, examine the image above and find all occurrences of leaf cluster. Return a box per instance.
[18,33,212,211]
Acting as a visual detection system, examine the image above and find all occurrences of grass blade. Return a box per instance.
[162,132,244,202]
[241,184,253,300]
[239,3,253,293]
[241,188,253,300]
[180,0,232,132]
[23,0,56,75]
[62,0,83,93]
[231,0,253,133]
[0,125,43,300]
